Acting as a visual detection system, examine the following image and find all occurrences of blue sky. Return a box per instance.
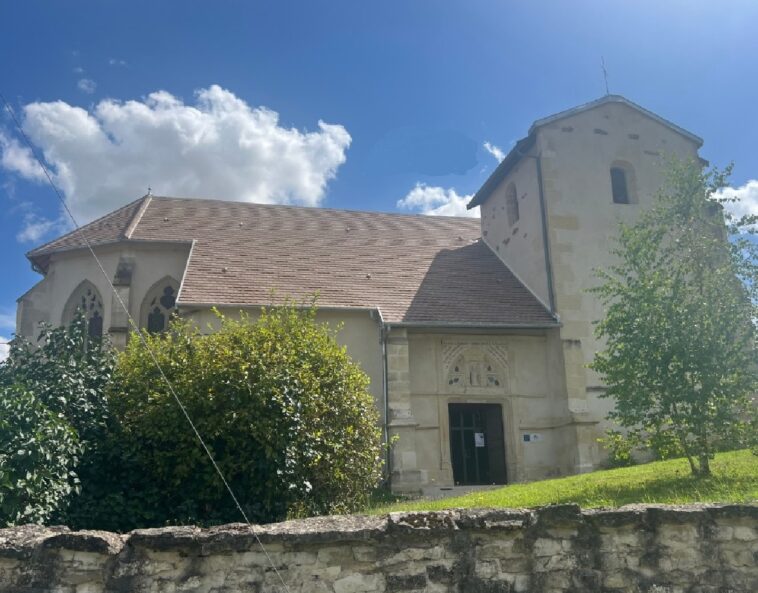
[2,0,758,348]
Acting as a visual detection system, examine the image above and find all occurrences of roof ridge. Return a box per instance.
[123,195,152,239]
[146,195,481,222]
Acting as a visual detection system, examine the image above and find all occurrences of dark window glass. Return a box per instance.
[67,284,104,338]
[88,310,103,339]
[148,307,166,333]
[611,167,629,204]
[144,284,177,333]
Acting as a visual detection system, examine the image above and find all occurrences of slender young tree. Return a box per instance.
[591,159,758,475]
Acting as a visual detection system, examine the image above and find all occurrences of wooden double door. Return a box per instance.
[449,403,507,485]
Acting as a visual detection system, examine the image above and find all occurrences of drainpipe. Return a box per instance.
[379,316,392,486]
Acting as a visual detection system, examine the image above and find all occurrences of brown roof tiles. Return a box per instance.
[28,196,557,326]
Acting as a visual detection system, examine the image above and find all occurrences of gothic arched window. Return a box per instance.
[140,277,179,333]
[62,281,105,339]
[506,183,519,226]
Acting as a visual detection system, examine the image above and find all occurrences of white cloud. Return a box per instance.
[77,78,97,94]
[16,214,64,243]
[108,58,127,67]
[714,179,758,222]
[0,338,9,363]
[0,85,352,227]
[483,141,505,163]
[397,183,479,218]
[0,132,46,182]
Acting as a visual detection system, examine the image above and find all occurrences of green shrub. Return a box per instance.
[76,305,383,528]
[0,313,114,526]
[0,387,81,525]
[0,314,115,443]
[599,430,637,468]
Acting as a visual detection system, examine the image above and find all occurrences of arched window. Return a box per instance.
[506,183,519,226]
[62,281,104,339]
[140,277,179,333]
[610,161,636,204]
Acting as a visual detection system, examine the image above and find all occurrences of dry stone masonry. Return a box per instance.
[0,504,756,592]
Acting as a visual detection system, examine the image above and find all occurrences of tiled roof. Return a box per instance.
[28,196,557,326]
[26,197,150,259]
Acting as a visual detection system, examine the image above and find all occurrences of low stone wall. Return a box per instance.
[0,504,756,592]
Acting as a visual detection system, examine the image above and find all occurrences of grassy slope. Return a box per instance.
[369,450,758,514]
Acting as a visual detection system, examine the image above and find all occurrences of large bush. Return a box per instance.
[0,314,114,526]
[79,306,383,528]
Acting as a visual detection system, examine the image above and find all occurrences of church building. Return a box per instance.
[15,95,705,493]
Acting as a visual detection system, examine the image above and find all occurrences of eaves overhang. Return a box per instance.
[467,133,536,210]
[26,238,193,275]
[529,95,704,147]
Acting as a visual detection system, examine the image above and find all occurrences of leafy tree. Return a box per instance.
[0,313,114,525]
[78,305,383,528]
[591,160,758,475]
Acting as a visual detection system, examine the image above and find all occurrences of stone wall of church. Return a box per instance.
[538,100,701,392]
[387,328,579,493]
[2,505,756,592]
[480,147,550,310]
[16,242,191,346]
[478,101,705,477]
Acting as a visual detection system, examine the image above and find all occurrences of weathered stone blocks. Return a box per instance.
[0,504,756,592]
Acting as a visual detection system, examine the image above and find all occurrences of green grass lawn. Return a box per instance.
[368,449,758,514]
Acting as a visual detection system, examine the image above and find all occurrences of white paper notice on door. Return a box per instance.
[474,432,485,447]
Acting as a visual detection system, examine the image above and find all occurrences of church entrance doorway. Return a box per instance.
[449,403,507,485]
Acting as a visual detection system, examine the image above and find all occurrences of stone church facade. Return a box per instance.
[15,95,704,493]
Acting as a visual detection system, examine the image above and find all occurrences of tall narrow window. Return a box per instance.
[610,167,630,204]
[141,277,179,333]
[62,281,105,339]
[506,183,519,226]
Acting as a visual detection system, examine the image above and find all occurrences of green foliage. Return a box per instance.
[75,305,383,529]
[0,313,115,442]
[0,313,114,526]
[590,159,758,475]
[599,425,688,469]
[0,387,80,525]
[598,430,638,468]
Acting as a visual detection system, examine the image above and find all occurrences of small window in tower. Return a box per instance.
[610,167,630,204]
[506,183,519,226]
